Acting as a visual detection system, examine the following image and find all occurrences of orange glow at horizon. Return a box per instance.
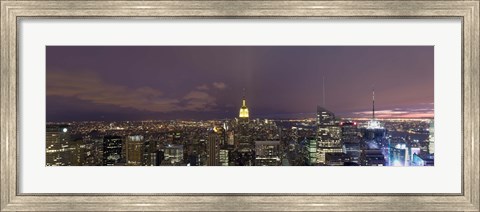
[352,109,434,119]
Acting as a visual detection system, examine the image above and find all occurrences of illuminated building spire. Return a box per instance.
[367,85,383,129]
[239,88,249,121]
[242,88,247,107]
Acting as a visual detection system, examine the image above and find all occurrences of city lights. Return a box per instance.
[46,92,435,166]
[45,46,434,167]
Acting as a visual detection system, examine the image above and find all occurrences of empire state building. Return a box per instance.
[239,93,249,122]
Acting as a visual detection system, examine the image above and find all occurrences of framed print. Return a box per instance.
[1,0,479,211]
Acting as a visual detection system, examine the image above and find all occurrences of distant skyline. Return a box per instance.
[46,46,434,121]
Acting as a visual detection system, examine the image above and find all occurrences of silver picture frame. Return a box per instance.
[1,0,478,211]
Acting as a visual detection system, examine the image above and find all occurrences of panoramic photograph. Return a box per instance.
[46,46,434,166]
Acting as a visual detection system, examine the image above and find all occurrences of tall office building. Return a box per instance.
[46,124,70,147]
[361,88,388,152]
[163,144,184,165]
[234,92,255,166]
[325,152,350,166]
[46,124,74,166]
[307,138,317,165]
[428,119,435,154]
[341,121,358,142]
[226,131,235,146]
[103,135,124,166]
[207,134,220,166]
[316,107,342,164]
[152,150,165,166]
[360,88,389,166]
[75,136,104,166]
[389,143,408,166]
[364,88,386,137]
[315,78,343,164]
[412,153,434,166]
[316,106,336,126]
[361,149,385,166]
[238,89,249,123]
[255,140,281,166]
[219,149,229,166]
[341,121,361,164]
[125,135,144,166]
[145,139,158,166]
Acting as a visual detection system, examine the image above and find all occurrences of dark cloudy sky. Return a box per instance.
[46,46,434,121]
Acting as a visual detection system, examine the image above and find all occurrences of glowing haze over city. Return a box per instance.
[47,46,433,121]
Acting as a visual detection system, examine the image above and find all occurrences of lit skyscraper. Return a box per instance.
[316,107,343,165]
[341,121,361,164]
[428,119,435,154]
[126,135,144,166]
[366,87,384,130]
[103,136,124,166]
[238,89,249,123]
[163,144,184,165]
[316,106,336,126]
[363,90,388,149]
[255,140,281,166]
[361,149,385,166]
[389,143,408,166]
[46,124,74,166]
[219,149,229,166]
[307,138,317,165]
[207,134,220,166]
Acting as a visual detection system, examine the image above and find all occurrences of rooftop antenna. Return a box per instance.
[242,88,246,106]
[372,85,375,120]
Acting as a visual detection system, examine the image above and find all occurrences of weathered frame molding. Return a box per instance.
[1,1,478,211]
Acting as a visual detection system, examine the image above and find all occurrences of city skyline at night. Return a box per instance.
[46,46,434,167]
